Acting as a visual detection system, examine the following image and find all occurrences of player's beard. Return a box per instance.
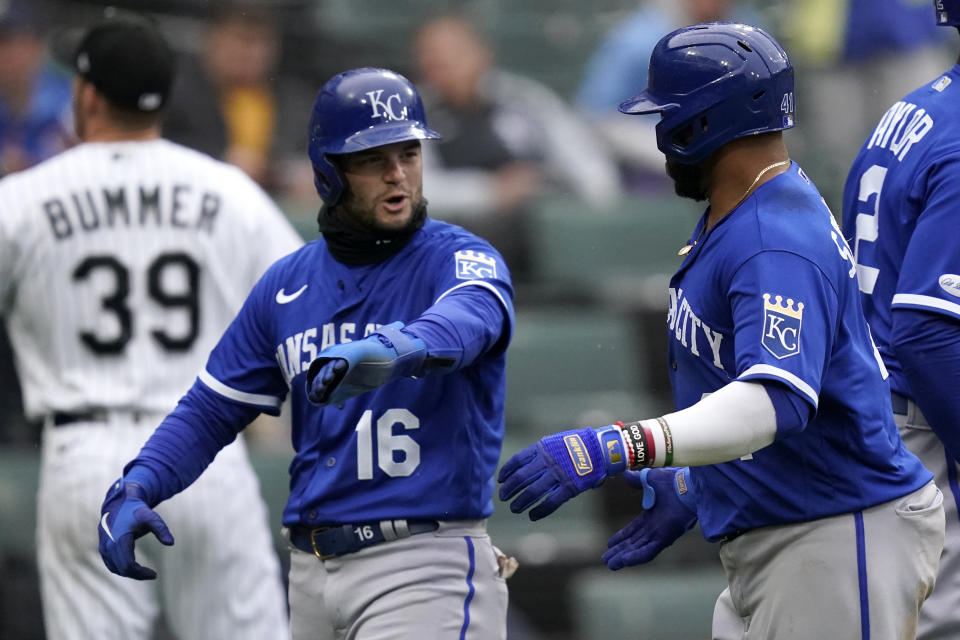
[336,191,425,238]
[318,196,428,265]
[665,158,710,202]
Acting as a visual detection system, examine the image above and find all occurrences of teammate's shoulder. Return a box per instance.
[740,164,832,251]
[910,65,960,104]
[419,217,495,248]
[0,144,83,195]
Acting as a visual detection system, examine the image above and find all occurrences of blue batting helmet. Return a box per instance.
[308,67,441,205]
[619,23,795,164]
[935,0,960,26]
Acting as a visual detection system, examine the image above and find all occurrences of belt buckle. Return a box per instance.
[308,527,337,560]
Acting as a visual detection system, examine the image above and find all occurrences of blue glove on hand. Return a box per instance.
[306,322,427,406]
[602,467,698,570]
[98,478,174,580]
[498,425,628,520]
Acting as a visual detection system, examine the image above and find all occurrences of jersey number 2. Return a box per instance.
[72,252,200,355]
[851,164,887,295]
[355,408,420,479]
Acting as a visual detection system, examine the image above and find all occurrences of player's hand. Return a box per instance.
[498,425,628,520]
[602,467,698,570]
[306,322,426,406]
[98,478,174,580]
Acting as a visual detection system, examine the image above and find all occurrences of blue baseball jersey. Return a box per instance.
[199,218,514,527]
[842,65,960,397]
[668,163,930,541]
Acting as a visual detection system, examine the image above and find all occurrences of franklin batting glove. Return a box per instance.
[306,322,427,406]
[98,478,174,580]
[497,425,628,520]
[602,467,698,570]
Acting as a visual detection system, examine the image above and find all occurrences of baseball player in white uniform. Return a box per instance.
[0,14,300,639]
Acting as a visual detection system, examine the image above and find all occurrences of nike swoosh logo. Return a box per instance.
[276,284,308,304]
[101,513,115,542]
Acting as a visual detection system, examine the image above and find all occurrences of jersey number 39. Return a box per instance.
[72,252,201,355]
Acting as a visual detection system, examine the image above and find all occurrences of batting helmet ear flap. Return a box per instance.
[311,155,344,205]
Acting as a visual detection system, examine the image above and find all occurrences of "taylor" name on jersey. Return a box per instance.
[668,287,725,371]
[274,322,384,384]
[865,100,934,163]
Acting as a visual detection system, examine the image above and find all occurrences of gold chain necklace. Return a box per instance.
[677,159,790,256]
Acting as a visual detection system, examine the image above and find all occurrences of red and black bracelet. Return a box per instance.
[618,420,654,468]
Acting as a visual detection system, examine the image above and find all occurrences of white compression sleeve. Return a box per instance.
[643,380,778,467]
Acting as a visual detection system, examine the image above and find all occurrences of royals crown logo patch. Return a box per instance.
[762,293,804,359]
[455,250,497,280]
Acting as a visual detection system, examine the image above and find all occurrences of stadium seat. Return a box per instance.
[0,448,39,557]
[528,195,701,308]
[570,564,728,640]
[505,307,661,440]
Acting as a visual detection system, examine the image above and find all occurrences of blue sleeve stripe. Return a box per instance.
[436,280,509,311]
[198,369,282,410]
[892,293,960,318]
[738,364,819,407]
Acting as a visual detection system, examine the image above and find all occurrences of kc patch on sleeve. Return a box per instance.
[762,293,804,359]
[455,250,497,280]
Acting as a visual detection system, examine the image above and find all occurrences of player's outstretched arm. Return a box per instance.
[306,322,434,406]
[307,278,512,406]
[98,474,174,580]
[498,381,802,521]
[497,425,629,520]
[602,467,698,570]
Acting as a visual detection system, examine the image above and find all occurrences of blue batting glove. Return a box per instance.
[602,467,698,570]
[306,322,427,406]
[497,425,628,520]
[98,478,174,580]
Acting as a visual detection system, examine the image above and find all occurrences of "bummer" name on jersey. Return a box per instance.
[43,183,221,240]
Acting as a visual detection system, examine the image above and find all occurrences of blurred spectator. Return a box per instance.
[0,0,73,178]
[0,0,72,446]
[413,14,622,281]
[163,2,314,200]
[784,0,955,210]
[574,0,761,193]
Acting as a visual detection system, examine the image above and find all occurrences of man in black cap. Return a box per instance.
[0,12,300,639]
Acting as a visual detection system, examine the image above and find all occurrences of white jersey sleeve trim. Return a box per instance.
[435,280,509,310]
[892,293,960,318]
[198,369,282,410]
[738,364,819,407]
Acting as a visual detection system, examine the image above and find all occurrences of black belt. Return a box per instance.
[288,519,439,560]
[52,410,109,427]
[891,391,909,416]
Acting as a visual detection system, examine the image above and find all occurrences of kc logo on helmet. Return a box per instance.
[366,89,408,122]
[761,293,804,359]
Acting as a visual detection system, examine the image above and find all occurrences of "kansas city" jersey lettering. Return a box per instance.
[275,322,385,384]
[668,287,725,371]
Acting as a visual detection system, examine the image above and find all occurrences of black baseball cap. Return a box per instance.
[53,12,175,113]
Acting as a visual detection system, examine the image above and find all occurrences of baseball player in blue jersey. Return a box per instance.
[498,23,944,639]
[841,3,960,637]
[95,67,515,639]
